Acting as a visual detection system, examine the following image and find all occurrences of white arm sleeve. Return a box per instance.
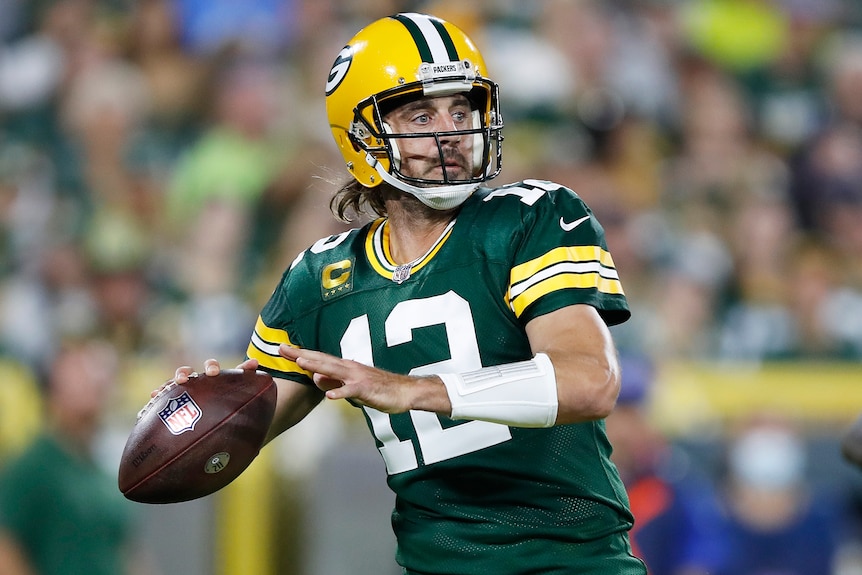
[438,353,558,428]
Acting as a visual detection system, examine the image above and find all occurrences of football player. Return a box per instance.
[175,13,646,575]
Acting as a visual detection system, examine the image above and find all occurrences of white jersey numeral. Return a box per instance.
[339,291,512,475]
[481,179,559,206]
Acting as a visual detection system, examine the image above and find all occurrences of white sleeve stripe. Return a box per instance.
[510,262,620,299]
[251,331,281,357]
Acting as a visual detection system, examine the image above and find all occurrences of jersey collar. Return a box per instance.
[364,218,456,282]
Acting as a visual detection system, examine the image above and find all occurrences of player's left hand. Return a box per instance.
[278,344,445,415]
[149,358,260,398]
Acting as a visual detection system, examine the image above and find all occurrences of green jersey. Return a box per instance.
[247,180,645,574]
[0,434,136,575]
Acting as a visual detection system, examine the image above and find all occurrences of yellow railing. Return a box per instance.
[650,361,862,435]
[217,449,275,575]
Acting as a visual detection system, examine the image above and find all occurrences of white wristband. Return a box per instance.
[438,353,559,428]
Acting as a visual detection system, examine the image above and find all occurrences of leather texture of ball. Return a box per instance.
[118,369,276,504]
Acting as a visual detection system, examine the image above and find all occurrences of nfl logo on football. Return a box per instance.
[159,391,202,435]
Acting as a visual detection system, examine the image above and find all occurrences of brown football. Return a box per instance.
[118,369,276,504]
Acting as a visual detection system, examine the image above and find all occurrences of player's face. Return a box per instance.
[383,94,475,183]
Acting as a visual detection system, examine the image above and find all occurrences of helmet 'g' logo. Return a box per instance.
[325,46,352,96]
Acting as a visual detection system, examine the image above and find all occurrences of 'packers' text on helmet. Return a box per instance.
[325,13,504,210]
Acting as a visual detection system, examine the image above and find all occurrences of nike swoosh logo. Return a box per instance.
[559,215,590,232]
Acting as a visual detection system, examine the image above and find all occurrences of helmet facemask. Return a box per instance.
[348,75,503,210]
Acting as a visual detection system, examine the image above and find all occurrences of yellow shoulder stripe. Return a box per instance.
[246,316,312,379]
[508,245,624,317]
[253,315,291,344]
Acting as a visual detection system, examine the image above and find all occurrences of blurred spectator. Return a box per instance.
[789,32,862,234]
[0,0,87,145]
[716,216,798,359]
[171,0,299,58]
[125,0,213,141]
[656,63,789,359]
[163,60,294,359]
[61,54,155,245]
[0,338,158,575]
[788,32,862,319]
[758,28,862,360]
[678,0,789,75]
[736,0,838,152]
[165,61,284,228]
[0,241,98,373]
[721,236,862,359]
[606,354,726,575]
[786,238,862,357]
[713,418,848,575]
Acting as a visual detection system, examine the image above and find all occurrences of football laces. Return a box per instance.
[136,378,189,420]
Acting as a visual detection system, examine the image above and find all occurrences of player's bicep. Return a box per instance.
[265,377,325,444]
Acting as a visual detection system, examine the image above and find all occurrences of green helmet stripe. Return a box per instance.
[429,18,460,61]
[393,13,460,64]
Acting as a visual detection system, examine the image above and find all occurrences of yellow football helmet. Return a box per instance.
[325,13,503,210]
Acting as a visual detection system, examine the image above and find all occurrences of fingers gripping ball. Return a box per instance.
[118,369,276,504]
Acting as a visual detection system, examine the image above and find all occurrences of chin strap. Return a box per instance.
[366,153,480,211]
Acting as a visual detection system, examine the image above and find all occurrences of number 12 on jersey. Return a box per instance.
[339,292,512,475]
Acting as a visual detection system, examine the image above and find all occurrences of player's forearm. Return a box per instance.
[405,375,453,415]
[421,352,618,428]
[416,353,620,427]
[436,354,559,428]
[264,378,325,444]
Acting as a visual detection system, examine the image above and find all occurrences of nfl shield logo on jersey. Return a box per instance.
[158,391,202,435]
[392,263,412,284]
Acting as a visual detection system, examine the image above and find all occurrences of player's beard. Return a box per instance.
[386,146,472,219]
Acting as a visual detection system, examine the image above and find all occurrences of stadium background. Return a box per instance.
[1,0,861,573]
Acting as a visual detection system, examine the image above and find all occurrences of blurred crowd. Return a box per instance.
[606,353,862,575]
[2,0,862,377]
[1,1,862,574]
[0,0,856,386]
